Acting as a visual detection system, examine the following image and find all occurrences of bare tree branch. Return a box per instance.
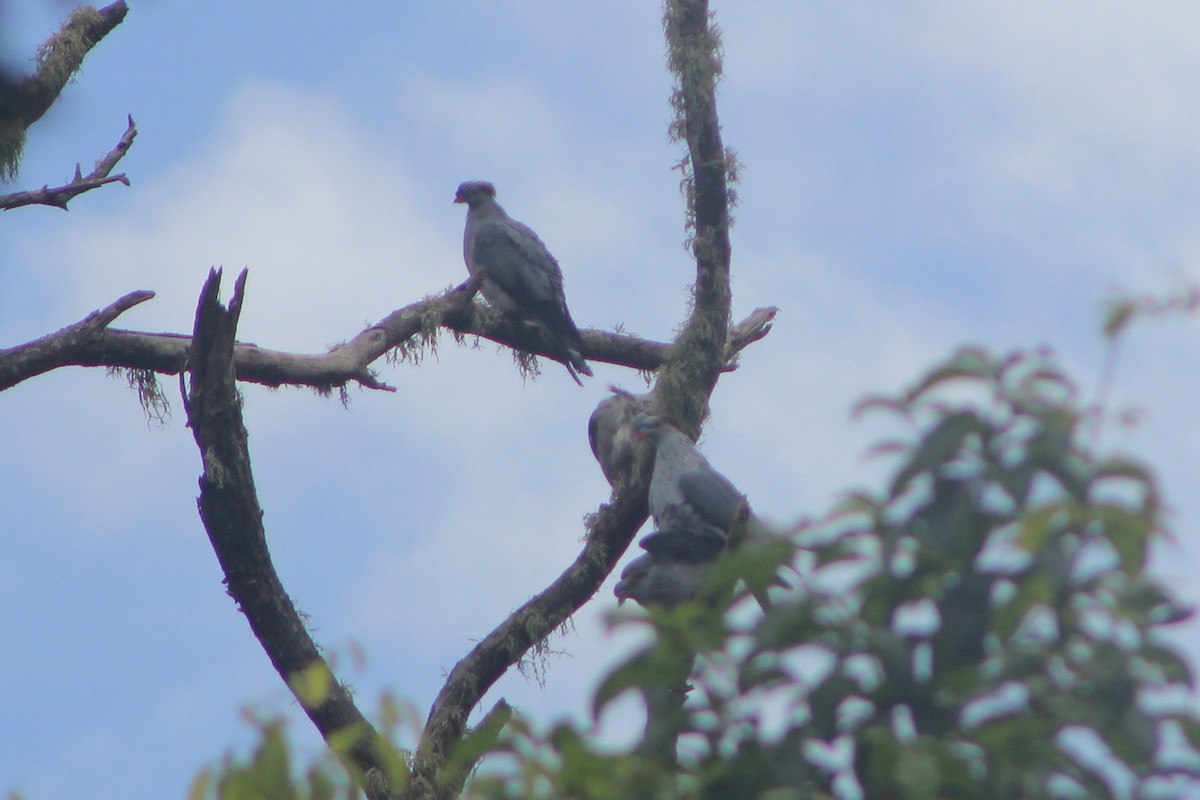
[0,1,129,180]
[406,478,652,800]
[724,305,777,370]
[0,115,137,210]
[0,289,155,388]
[184,268,402,799]
[0,277,774,393]
[432,699,513,800]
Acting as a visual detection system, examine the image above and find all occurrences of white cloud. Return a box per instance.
[26,81,452,353]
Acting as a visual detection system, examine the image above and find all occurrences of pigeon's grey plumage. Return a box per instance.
[588,386,652,486]
[631,413,793,611]
[455,180,593,384]
[614,552,708,608]
[633,414,744,545]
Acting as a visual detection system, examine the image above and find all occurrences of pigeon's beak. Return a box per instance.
[453,196,465,204]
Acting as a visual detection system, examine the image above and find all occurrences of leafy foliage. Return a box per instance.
[197,347,1199,799]
[468,346,1199,800]
[189,717,356,800]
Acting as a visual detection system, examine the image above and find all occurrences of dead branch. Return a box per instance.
[0,289,155,388]
[0,1,129,182]
[184,268,402,799]
[721,305,778,371]
[0,116,137,210]
[0,277,775,393]
[406,474,651,800]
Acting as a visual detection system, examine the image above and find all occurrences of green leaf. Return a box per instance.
[854,393,909,420]
[448,703,515,781]
[1139,645,1195,687]
[889,410,984,497]
[289,661,334,710]
[895,747,941,798]
[1094,505,1151,574]
[904,347,994,404]
[1178,715,1200,754]
[1016,505,1064,554]
[1091,457,1153,486]
[188,768,213,800]
[592,641,694,720]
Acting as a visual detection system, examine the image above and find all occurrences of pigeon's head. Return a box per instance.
[614,554,654,606]
[454,180,497,207]
[615,552,703,608]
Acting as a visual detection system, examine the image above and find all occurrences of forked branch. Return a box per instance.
[0,116,137,210]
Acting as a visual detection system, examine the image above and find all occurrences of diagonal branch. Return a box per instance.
[184,268,402,799]
[0,1,129,181]
[0,116,137,210]
[406,479,652,800]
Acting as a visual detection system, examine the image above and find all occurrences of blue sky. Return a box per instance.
[3,2,1200,798]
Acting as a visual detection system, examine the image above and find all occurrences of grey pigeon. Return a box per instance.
[614,526,729,608]
[614,552,707,608]
[633,414,745,545]
[588,386,652,486]
[455,180,593,384]
[633,413,792,610]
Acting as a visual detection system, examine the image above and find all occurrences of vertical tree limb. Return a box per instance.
[185,268,401,800]
[408,3,740,793]
[657,0,735,433]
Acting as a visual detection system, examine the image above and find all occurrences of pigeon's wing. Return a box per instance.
[640,528,727,563]
[471,218,592,382]
[678,468,746,533]
[471,220,561,308]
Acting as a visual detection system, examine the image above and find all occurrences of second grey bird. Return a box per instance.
[455,180,593,384]
[633,413,791,610]
[614,552,708,608]
[614,526,727,608]
[633,413,745,546]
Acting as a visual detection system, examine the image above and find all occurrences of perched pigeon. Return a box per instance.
[633,414,745,545]
[588,386,652,486]
[614,552,708,608]
[633,413,792,610]
[455,180,593,384]
[614,525,729,608]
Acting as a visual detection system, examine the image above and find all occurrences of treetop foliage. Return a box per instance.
[194,346,1199,799]
[463,346,1198,800]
